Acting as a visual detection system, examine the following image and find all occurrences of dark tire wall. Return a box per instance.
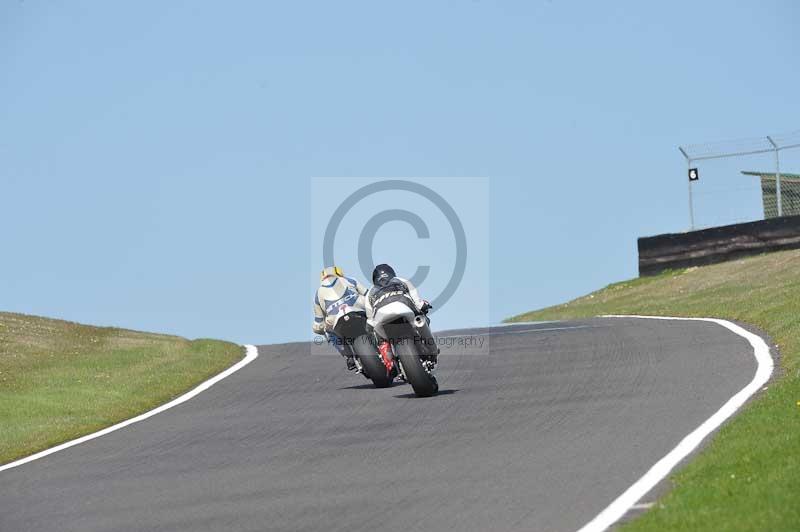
[352,335,393,388]
[395,338,438,397]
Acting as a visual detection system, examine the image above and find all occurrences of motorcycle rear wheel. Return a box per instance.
[395,339,438,397]
[352,335,394,388]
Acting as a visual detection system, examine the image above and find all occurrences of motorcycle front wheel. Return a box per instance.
[395,339,438,397]
[352,335,394,388]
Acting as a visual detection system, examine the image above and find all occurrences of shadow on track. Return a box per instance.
[393,389,459,399]
[338,382,401,390]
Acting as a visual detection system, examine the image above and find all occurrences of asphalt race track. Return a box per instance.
[0,318,758,532]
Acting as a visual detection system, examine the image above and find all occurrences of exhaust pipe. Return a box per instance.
[413,315,438,357]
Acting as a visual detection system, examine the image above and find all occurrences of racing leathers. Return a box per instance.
[313,273,369,369]
[364,276,426,323]
[365,276,434,363]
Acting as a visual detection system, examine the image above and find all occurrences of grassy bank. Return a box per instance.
[0,312,242,465]
[508,249,800,531]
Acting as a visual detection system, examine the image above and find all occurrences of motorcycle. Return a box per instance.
[329,304,395,388]
[369,284,439,397]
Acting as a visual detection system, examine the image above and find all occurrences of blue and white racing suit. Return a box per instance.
[312,274,369,357]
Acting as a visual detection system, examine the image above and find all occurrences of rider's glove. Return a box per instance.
[420,300,432,314]
[325,314,336,330]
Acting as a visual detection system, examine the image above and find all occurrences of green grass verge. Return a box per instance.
[508,249,800,531]
[0,312,243,465]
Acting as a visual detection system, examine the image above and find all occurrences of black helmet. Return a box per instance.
[372,263,396,286]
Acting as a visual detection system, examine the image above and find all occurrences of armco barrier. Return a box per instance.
[638,215,800,276]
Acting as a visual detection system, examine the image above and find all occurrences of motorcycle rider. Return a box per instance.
[365,263,434,363]
[312,266,369,371]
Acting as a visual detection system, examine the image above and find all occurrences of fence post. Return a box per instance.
[767,136,782,217]
[679,147,695,230]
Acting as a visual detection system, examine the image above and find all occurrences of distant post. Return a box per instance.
[767,136,782,217]
[679,146,695,230]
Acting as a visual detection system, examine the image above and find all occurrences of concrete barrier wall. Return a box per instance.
[638,215,800,276]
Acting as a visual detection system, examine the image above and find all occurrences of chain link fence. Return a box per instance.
[679,131,800,230]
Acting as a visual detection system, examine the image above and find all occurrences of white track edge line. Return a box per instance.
[576,315,774,532]
[438,325,591,340]
[0,344,259,474]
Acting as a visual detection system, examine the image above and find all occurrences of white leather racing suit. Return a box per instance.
[364,276,425,329]
[313,274,368,356]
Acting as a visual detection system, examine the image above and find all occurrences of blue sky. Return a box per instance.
[2,1,798,344]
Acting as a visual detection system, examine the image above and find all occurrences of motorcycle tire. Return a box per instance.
[395,339,438,397]
[352,335,393,388]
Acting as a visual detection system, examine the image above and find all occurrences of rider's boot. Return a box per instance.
[334,339,357,372]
